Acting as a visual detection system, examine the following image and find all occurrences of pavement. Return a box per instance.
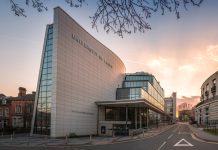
[1,123,218,150]
[189,124,218,142]
[0,124,174,147]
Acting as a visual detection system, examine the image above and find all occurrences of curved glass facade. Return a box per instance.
[33,25,53,135]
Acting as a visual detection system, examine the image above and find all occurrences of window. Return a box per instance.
[105,107,126,121]
[4,108,9,117]
[12,117,23,127]
[205,107,209,115]
[15,105,22,114]
[213,79,216,86]
[26,106,31,113]
[0,108,3,116]
[2,99,6,105]
[206,84,209,91]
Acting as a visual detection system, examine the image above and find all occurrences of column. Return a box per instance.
[146,108,149,129]
[125,106,128,136]
[139,108,142,128]
[135,107,137,129]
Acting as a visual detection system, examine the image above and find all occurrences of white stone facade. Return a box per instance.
[49,7,126,137]
[195,71,218,125]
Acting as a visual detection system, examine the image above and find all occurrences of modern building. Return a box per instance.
[31,7,125,137]
[164,92,177,123]
[195,70,217,126]
[96,72,167,136]
[0,87,35,131]
[31,7,168,137]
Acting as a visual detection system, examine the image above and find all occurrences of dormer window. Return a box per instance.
[2,99,6,105]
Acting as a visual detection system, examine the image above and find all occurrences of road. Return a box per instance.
[1,123,218,150]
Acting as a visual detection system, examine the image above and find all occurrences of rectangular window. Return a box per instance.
[42,68,47,74]
[2,99,6,105]
[43,63,48,69]
[47,85,52,91]
[47,91,52,97]
[40,86,47,92]
[105,107,126,121]
[47,51,52,57]
[47,33,53,39]
[206,84,209,91]
[4,108,9,117]
[47,68,52,74]
[48,29,53,33]
[47,62,52,68]
[46,45,52,51]
[46,56,52,62]
[47,79,52,85]
[0,108,3,116]
[213,79,216,86]
[26,105,31,113]
[15,105,22,114]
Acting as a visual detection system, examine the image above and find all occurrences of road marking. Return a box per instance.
[157,141,166,150]
[174,138,194,147]
[167,134,173,139]
[173,126,179,133]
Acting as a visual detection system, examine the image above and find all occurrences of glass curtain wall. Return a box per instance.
[33,25,53,135]
[105,107,149,129]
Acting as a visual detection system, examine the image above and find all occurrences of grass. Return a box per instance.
[204,128,218,135]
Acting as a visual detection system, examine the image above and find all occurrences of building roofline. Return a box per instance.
[201,70,218,89]
[53,7,126,71]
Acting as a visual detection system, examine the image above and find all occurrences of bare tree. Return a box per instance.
[9,0,204,37]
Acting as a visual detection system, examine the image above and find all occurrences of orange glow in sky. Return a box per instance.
[0,1,218,106]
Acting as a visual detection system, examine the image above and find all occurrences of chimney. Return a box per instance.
[18,87,26,96]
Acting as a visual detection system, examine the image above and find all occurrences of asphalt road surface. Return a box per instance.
[1,123,218,150]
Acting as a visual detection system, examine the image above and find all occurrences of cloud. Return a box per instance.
[124,43,218,98]
[147,57,167,68]
[178,64,196,72]
[207,45,218,62]
[177,96,200,107]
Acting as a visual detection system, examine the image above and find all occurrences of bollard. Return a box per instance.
[26,135,29,146]
[112,131,115,137]
[142,130,144,138]
[44,135,47,147]
[65,135,68,144]
[89,134,92,143]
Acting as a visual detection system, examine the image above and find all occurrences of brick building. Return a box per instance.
[0,87,35,131]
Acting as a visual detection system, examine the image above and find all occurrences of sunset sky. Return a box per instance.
[0,0,218,106]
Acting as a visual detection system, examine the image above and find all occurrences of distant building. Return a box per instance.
[178,102,192,111]
[178,110,193,122]
[178,102,193,121]
[164,92,177,123]
[195,71,218,126]
[0,87,35,130]
[0,94,6,98]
